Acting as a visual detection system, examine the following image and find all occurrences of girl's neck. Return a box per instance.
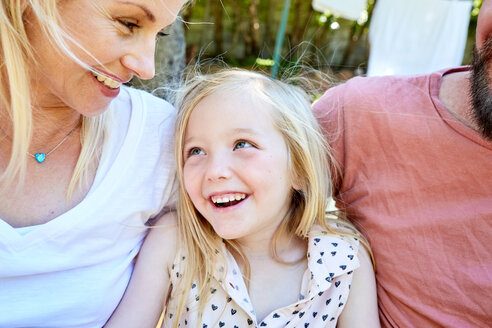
[238,234,307,264]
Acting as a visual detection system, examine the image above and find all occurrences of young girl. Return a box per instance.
[105,69,379,328]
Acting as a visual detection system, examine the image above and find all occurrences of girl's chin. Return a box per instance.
[214,229,244,242]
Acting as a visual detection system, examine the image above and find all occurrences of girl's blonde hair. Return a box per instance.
[0,0,109,196]
[169,68,372,326]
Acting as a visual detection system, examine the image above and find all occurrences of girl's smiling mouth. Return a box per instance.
[211,193,247,208]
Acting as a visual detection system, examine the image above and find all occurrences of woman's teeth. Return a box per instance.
[92,72,121,89]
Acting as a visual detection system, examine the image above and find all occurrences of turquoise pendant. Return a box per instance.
[34,153,46,163]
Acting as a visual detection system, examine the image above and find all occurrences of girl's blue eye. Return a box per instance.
[234,141,252,150]
[188,147,204,157]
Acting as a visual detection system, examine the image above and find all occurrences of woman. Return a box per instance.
[0,0,186,327]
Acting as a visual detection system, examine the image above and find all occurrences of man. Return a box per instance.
[312,1,492,327]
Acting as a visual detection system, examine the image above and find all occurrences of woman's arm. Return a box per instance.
[104,212,178,328]
[337,245,380,328]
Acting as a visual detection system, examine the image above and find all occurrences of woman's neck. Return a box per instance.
[28,106,82,150]
[0,103,81,140]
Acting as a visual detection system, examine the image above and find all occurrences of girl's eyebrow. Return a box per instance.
[184,128,259,144]
[183,135,199,145]
[232,128,256,134]
[117,1,155,22]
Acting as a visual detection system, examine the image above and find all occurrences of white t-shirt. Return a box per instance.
[0,86,177,328]
[367,0,472,76]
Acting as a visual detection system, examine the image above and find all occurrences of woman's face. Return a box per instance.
[25,0,186,116]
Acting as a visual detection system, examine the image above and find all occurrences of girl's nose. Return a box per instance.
[120,39,156,80]
[205,154,232,182]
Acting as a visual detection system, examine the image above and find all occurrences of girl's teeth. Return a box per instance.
[212,194,246,204]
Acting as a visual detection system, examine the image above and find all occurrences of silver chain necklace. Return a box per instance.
[1,123,80,164]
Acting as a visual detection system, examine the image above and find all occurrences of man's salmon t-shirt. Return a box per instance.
[312,67,492,328]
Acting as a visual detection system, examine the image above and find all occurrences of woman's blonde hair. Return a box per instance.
[169,68,372,326]
[0,0,109,196]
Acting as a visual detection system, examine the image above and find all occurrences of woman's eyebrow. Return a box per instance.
[118,1,155,22]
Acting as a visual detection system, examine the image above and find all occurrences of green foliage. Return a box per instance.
[182,0,481,75]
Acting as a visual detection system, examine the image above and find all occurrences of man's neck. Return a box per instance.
[438,70,478,131]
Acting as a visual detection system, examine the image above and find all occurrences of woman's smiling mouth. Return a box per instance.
[92,71,122,89]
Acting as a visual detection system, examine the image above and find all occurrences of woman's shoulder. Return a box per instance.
[108,86,177,145]
[114,86,177,121]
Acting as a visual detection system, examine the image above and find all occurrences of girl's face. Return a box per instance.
[25,0,186,116]
[182,89,295,248]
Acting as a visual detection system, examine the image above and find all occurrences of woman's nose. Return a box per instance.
[121,39,156,80]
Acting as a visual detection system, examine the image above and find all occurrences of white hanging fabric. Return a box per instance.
[312,0,367,20]
[367,0,472,76]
